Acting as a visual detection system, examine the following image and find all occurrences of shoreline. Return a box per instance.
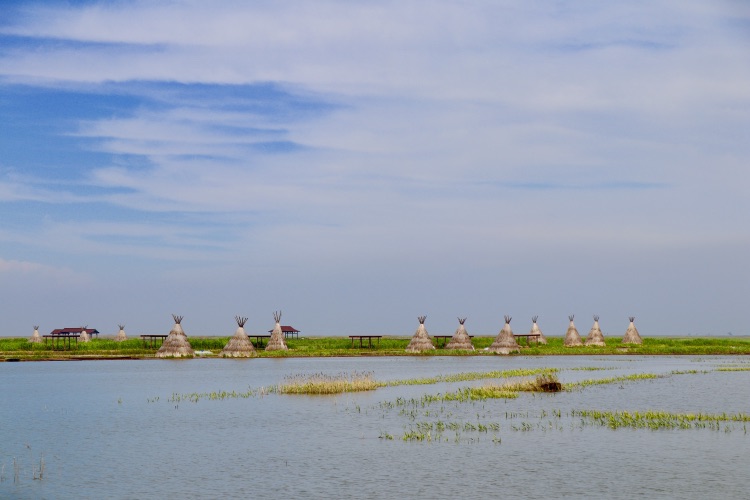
[2,335,750,361]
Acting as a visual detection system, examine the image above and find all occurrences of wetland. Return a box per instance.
[2,354,749,498]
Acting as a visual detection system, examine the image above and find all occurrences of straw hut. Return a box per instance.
[265,311,289,351]
[79,326,91,343]
[115,324,127,342]
[446,317,474,350]
[406,316,435,352]
[529,316,547,345]
[585,315,606,346]
[622,316,643,344]
[29,325,42,343]
[155,314,194,358]
[489,315,520,354]
[563,315,583,347]
[221,316,257,357]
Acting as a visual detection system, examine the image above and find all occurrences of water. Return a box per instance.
[1,356,749,499]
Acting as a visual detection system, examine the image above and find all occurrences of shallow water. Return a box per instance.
[1,356,749,499]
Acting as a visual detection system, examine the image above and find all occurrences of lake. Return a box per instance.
[1,355,749,499]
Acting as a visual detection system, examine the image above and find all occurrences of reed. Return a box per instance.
[277,372,379,394]
[32,453,44,481]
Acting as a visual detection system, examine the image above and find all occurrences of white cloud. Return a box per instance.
[0,257,88,283]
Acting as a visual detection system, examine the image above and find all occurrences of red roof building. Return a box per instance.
[267,325,300,338]
[50,327,100,337]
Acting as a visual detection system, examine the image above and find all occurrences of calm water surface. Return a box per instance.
[2,355,749,499]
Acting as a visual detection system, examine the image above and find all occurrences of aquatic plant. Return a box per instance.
[168,388,259,403]
[572,409,750,430]
[385,368,558,387]
[277,372,378,394]
[569,373,662,389]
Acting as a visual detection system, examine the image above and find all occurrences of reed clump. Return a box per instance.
[475,372,563,395]
[277,372,380,394]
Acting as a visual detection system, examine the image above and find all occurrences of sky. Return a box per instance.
[1,0,749,337]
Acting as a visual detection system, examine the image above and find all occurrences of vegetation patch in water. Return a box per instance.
[572,409,750,430]
[385,368,558,387]
[569,373,662,389]
[278,372,379,394]
[167,388,262,403]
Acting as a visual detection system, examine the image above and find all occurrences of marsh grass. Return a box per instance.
[274,368,561,395]
[385,368,558,387]
[569,373,662,389]
[572,409,750,430]
[167,388,261,403]
[277,372,379,394]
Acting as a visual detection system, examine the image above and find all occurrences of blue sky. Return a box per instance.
[1,1,749,337]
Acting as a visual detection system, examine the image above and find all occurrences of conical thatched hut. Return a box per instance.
[489,315,520,354]
[585,315,606,346]
[79,326,91,343]
[446,317,474,350]
[221,316,257,357]
[529,316,547,345]
[563,315,583,347]
[29,325,42,343]
[115,324,127,342]
[622,316,643,344]
[265,311,288,351]
[406,316,435,352]
[155,315,194,358]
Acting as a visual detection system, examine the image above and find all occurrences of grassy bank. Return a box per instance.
[1,335,749,361]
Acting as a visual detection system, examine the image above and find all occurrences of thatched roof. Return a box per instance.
[155,314,195,358]
[115,324,127,342]
[585,315,606,346]
[446,317,474,350]
[221,316,257,357]
[29,325,42,343]
[265,311,289,351]
[489,315,520,354]
[622,316,643,344]
[563,315,583,347]
[529,316,547,344]
[406,316,435,352]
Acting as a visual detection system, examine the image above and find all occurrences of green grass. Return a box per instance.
[569,373,663,389]
[2,335,749,360]
[572,409,750,430]
[384,368,559,387]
